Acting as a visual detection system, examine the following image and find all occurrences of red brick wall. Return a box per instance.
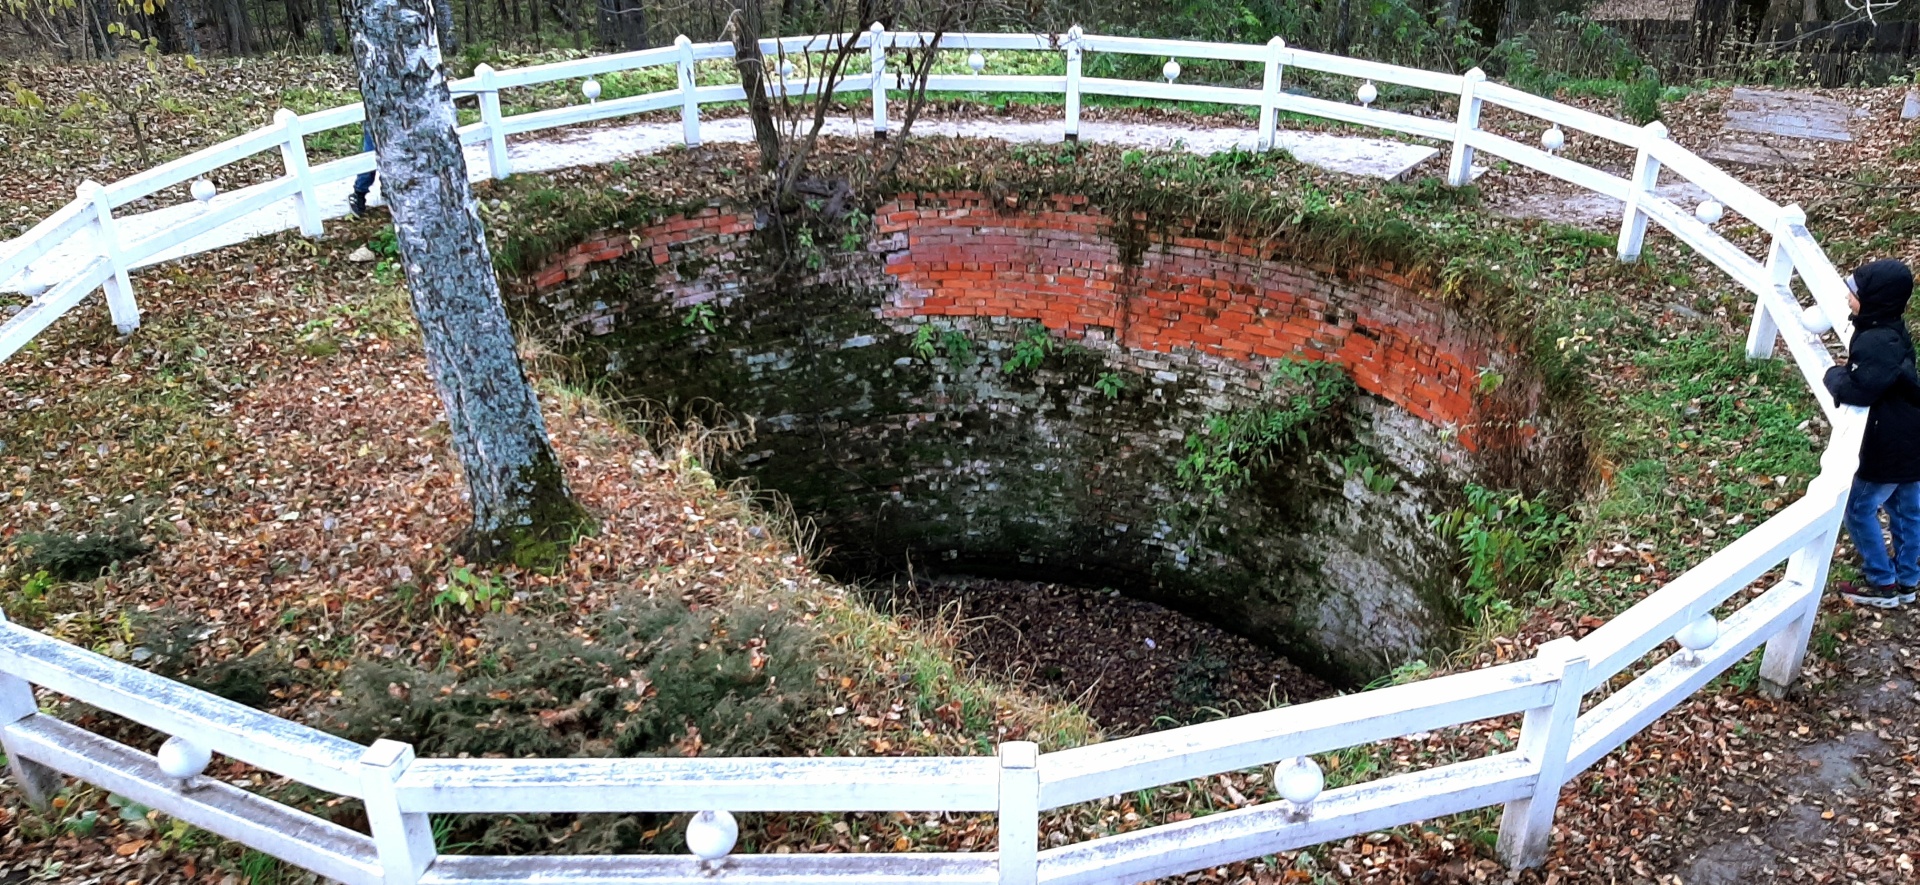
[877,192,1517,450]
[530,193,1528,451]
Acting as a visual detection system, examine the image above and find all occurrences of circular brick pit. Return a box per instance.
[514,192,1578,684]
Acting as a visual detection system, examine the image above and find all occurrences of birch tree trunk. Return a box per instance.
[349,0,591,568]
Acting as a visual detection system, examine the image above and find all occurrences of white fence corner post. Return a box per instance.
[997,740,1040,885]
[273,108,324,237]
[474,64,512,180]
[78,180,138,335]
[1257,37,1286,152]
[869,22,888,140]
[1444,67,1484,187]
[0,610,64,809]
[1617,120,1668,263]
[676,35,702,147]
[1063,26,1083,144]
[1495,636,1587,870]
[360,739,436,885]
[1748,203,1810,360]
[1759,470,1849,697]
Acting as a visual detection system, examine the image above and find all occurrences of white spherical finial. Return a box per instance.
[21,277,50,299]
[780,59,795,79]
[1163,59,1181,83]
[675,34,691,48]
[968,51,985,75]
[273,107,299,128]
[1645,120,1669,139]
[156,736,212,780]
[190,178,217,204]
[1067,25,1084,41]
[582,78,601,102]
[1357,81,1377,107]
[1541,126,1565,153]
[1274,756,1324,807]
[686,810,739,861]
[1694,200,1724,225]
[870,21,884,33]
[1674,614,1719,665]
[1801,304,1833,334]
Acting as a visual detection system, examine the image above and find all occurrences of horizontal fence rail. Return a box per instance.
[0,26,1871,885]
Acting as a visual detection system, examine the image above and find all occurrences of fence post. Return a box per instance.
[997,741,1039,885]
[1616,121,1668,263]
[869,22,888,139]
[1758,473,1849,697]
[1444,67,1484,187]
[474,65,511,180]
[1063,26,1083,144]
[78,181,138,335]
[1257,37,1285,152]
[0,610,63,810]
[677,35,702,147]
[1495,636,1587,869]
[361,739,435,885]
[273,109,325,237]
[1747,205,1813,361]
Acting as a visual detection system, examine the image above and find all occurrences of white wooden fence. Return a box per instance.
[0,27,1870,885]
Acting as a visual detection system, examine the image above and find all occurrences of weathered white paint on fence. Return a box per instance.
[395,755,1002,813]
[0,27,1875,885]
[4,714,383,885]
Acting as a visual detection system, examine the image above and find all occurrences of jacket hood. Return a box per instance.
[1853,259,1914,326]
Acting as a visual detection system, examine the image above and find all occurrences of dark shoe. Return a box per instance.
[348,190,369,218]
[1839,581,1904,608]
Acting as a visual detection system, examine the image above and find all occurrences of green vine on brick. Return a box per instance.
[1002,324,1054,375]
[1175,359,1351,498]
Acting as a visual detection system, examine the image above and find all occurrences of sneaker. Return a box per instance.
[1839,581,1904,608]
[348,190,368,218]
[1903,586,1918,604]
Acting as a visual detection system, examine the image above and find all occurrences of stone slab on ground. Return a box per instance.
[1493,179,1713,229]
[0,116,1439,295]
[1703,87,1869,168]
[1903,88,1919,120]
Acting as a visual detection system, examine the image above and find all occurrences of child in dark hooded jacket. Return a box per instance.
[1824,258,1920,608]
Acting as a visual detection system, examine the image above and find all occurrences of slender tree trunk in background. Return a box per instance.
[433,0,458,53]
[1497,0,1518,41]
[317,0,341,51]
[530,0,540,42]
[729,0,781,172]
[348,0,592,567]
[1333,0,1352,53]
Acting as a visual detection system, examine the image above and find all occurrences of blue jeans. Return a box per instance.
[354,127,377,197]
[1843,478,1920,587]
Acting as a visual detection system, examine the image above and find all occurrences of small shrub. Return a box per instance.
[13,510,152,581]
[1622,65,1663,125]
[330,587,822,852]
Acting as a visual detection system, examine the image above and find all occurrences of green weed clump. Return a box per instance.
[1431,484,1576,626]
[12,510,152,581]
[1176,358,1352,498]
[1622,65,1664,125]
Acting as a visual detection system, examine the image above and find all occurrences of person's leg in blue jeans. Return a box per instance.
[350,127,376,216]
[1843,477,1904,606]
[1884,481,1920,598]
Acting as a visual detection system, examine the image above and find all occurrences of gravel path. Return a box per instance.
[0,115,1440,295]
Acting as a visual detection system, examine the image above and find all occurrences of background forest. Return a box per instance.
[2,0,1916,89]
